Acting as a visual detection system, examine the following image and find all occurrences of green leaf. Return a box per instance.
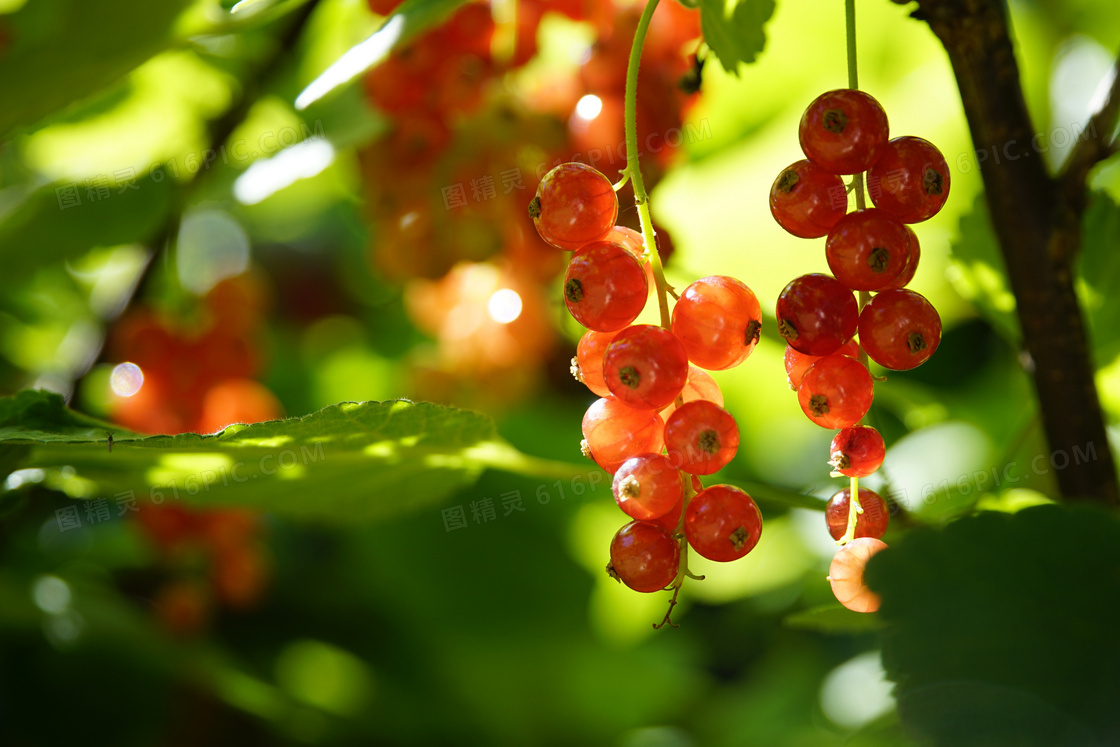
[294,0,470,110]
[0,0,193,139]
[697,0,776,75]
[0,390,583,523]
[0,177,175,293]
[1076,192,1120,367]
[783,603,885,634]
[865,505,1120,747]
[947,195,1021,344]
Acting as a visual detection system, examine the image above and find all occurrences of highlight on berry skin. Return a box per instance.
[529,162,619,251]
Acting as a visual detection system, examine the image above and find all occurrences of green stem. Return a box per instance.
[845,0,859,90]
[839,475,864,545]
[845,0,867,212]
[624,0,671,329]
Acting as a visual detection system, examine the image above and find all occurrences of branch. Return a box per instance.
[1056,52,1120,250]
[895,0,1118,506]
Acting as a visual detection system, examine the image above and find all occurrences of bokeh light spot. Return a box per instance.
[109,362,144,397]
[575,94,603,121]
[487,289,523,324]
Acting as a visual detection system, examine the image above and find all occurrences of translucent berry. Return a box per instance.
[664,401,740,475]
[784,339,860,390]
[776,274,859,356]
[671,275,762,370]
[573,329,619,397]
[603,325,689,410]
[529,162,619,250]
[830,538,888,613]
[886,226,920,290]
[582,397,665,474]
[867,136,950,223]
[684,484,763,562]
[563,241,648,332]
[829,425,886,477]
[612,454,684,521]
[659,365,723,420]
[825,487,890,541]
[797,354,873,429]
[858,288,941,370]
[825,208,909,291]
[769,160,847,239]
[604,225,656,289]
[799,89,890,174]
[653,497,683,532]
[608,521,680,593]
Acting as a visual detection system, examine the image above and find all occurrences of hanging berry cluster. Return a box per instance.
[529,160,764,627]
[769,87,950,608]
[358,0,700,406]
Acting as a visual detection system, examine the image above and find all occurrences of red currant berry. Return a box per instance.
[653,497,683,532]
[604,225,657,289]
[797,354,873,429]
[529,162,619,250]
[829,425,886,477]
[659,365,723,420]
[799,89,889,174]
[664,401,740,475]
[582,397,665,474]
[886,226,920,290]
[613,453,684,521]
[671,275,762,370]
[825,487,890,541]
[573,329,618,397]
[776,274,859,356]
[684,484,763,562]
[608,520,680,593]
[564,241,648,332]
[603,325,689,410]
[784,339,860,390]
[830,537,887,612]
[769,160,847,239]
[858,288,941,370]
[867,136,950,223]
[825,208,909,291]
[604,225,643,256]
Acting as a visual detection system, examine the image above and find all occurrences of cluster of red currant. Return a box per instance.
[107,273,279,631]
[769,88,949,603]
[358,1,700,406]
[530,161,764,619]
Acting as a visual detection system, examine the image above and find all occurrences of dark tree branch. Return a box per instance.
[894,0,1118,505]
[1056,52,1120,260]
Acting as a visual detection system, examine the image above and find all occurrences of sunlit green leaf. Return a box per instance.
[0,389,582,522]
[0,0,193,138]
[294,0,470,109]
[697,0,776,75]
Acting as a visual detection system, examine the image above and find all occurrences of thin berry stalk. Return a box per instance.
[624,0,671,330]
[838,475,864,545]
[844,0,870,542]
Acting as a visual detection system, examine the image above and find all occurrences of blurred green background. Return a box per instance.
[1,0,1119,744]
